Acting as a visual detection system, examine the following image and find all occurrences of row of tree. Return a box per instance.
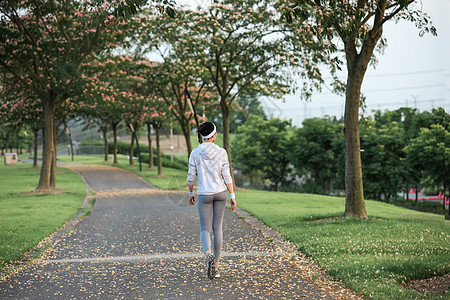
[233,107,450,205]
[0,0,437,218]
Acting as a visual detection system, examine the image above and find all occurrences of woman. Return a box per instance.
[187,122,237,280]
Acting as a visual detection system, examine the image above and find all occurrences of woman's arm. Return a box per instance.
[187,151,197,205]
[188,184,195,205]
[226,183,236,211]
[222,149,236,210]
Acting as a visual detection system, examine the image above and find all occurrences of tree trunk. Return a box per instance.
[112,122,118,164]
[415,185,418,203]
[341,28,383,219]
[27,134,32,154]
[37,100,55,191]
[50,121,62,188]
[220,102,236,187]
[155,123,162,176]
[405,186,409,201]
[129,133,135,166]
[181,122,193,159]
[33,128,39,168]
[147,123,153,169]
[51,137,57,187]
[101,126,108,162]
[343,61,368,219]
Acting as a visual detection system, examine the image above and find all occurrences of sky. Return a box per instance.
[262,0,450,126]
[176,0,449,127]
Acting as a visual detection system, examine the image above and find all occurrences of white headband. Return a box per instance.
[201,123,216,140]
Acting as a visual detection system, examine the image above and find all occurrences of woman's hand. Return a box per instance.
[230,198,237,211]
[189,195,196,205]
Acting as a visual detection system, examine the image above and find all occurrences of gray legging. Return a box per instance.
[197,191,227,262]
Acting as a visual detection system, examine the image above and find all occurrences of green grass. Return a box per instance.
[237,190,450,299]
[56,154,450,298]
[0,162,86,270]
[58,154,188,190]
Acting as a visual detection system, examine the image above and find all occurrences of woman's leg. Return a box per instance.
[212,191,227,265]
[197,194,214,254]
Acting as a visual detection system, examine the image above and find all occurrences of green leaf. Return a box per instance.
[166,7,176,18]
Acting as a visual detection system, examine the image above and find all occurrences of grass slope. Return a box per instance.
[237,190,450,299]
[0,162,85,270]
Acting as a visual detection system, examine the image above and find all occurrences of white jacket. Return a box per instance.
[187,142,232,195]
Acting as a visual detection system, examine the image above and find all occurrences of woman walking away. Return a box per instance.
[187,122,237,280]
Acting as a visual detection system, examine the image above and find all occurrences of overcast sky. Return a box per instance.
[266,0,449,126]
[177,0,449,126]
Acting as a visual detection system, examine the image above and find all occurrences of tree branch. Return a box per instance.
[380,0,414,27]
[6,0,51,76]
[49,0,72,63]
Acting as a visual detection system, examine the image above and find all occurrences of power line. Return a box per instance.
[365,83,445,93]
[322,68,445,81]
[316,83,445,95]
[365,68,445,78]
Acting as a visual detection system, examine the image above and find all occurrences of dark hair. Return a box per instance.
[198,122,215,136]
[198,122,215,143]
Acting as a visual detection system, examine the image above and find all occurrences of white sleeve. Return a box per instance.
[187,150,197,185]
[221,149,233,184]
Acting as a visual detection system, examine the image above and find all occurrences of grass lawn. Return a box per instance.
[237,190,450,299]
[57,154,450,298]
[0,161,86,270]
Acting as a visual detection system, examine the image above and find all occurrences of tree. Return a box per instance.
[359,117,407,201]
[372,107,419,201]
[0,0,148,191]
[405,124,450,211]
[205,93,267,134]
[173,0,301,179]
[139,11,216,159]
[0,81,43,167]
[232,116,291,191]
[154,63,215,158]
[146,97,170,176]
[291,117,343,194]
[80,54,150,165]
[282,0,436,218]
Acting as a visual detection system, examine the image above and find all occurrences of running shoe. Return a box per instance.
[206,254,216,280]
[214,269,220,278]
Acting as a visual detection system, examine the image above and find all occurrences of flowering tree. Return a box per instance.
[138,11,215,158]
[0,81,42,167]
[143,95,171,176]
[80,54,147,164]
[164,1,303,173]
[0,0,150,191]
[281,0,436,218]
[151,61,215,157]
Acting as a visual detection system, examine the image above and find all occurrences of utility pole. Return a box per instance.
[170,124,174,162]
[411,95,418,111]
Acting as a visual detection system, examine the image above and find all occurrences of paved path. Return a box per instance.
[0,165,359,299]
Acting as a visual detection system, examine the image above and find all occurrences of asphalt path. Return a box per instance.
[0,165,355,299]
